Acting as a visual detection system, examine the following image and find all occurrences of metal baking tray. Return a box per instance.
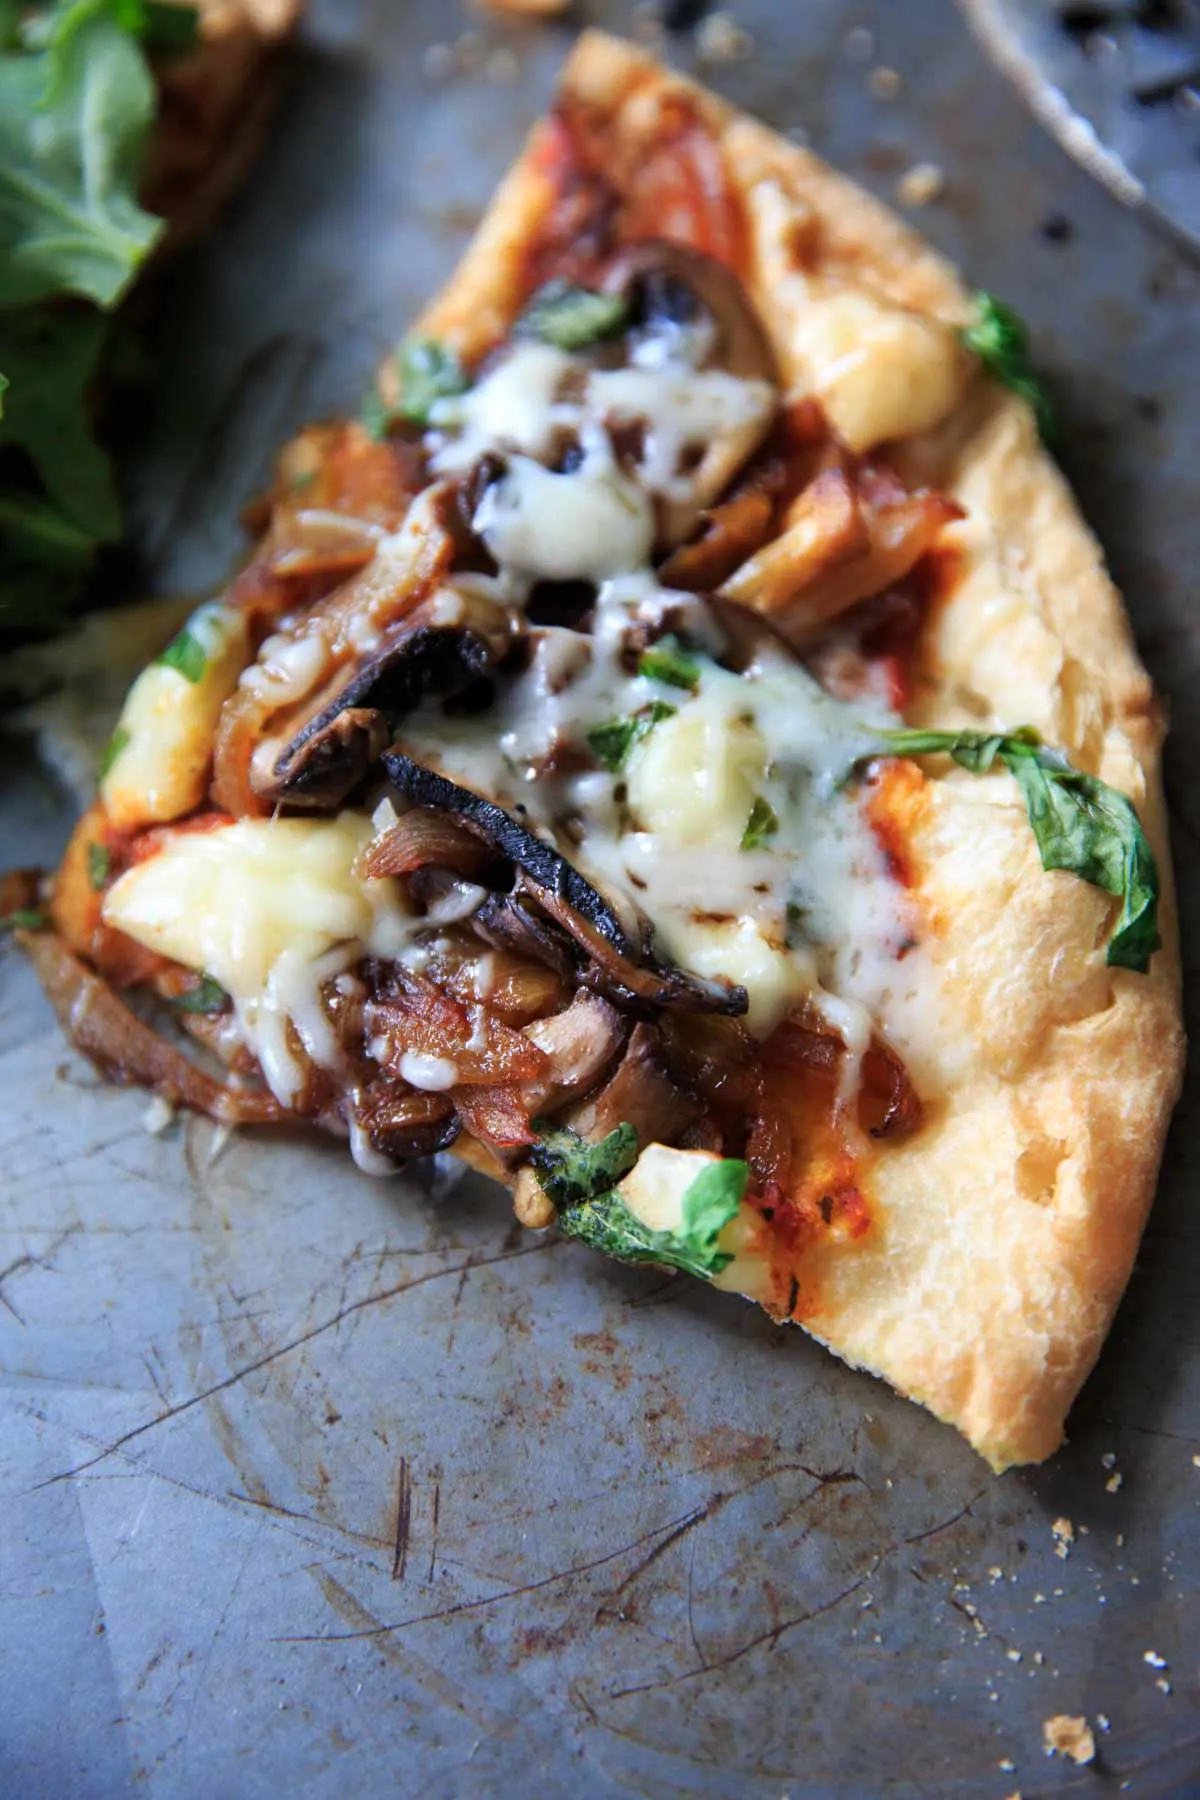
[2,2,1198,1795]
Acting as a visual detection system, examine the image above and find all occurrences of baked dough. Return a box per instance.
[411,32,1184,1469]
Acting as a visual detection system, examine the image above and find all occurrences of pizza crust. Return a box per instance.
[408,32,1185,1468]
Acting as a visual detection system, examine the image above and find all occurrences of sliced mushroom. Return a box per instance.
[354,1083,461,1160]
[255,592,525,809]
[520,992,628,1115]
[566,1022,702,1146]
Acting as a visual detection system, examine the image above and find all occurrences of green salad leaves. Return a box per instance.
[962,292,1055,444]
[530,1124,747,1283]
[0,0,193,628]
[878,726,1160,973]
[586,700,676,774]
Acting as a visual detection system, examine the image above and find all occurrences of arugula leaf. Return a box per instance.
[86,839,110,888]
[962,292,1055,444]
[0,306,121,540]
[157,623,206,682]
[878,726,1160,972]
[518,280,629,352]
[587,701,676,774]
[556,1158,748,1282]
[170,973,229,1014]
[0,369,7,416]
[638,639,702,692]
[0,1,164,310]
[530,1122,639,1209]
[741,796,779,851]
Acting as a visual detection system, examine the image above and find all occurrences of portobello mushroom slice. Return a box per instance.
[254,592,525,809]
[380,751,749,1019]
[566,1021,703,1146]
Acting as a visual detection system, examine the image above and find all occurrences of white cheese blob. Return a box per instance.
[474,453,654,582]
[103,815,417,1106]
[428,341,576,474]
[586,365,775,498]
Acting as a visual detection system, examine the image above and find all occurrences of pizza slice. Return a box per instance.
[16,31,1183,1471]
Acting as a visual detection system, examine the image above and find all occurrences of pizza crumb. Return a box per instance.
[1143,1650,1168,1668]
[1042,1715,1096,1764]
[1007,1648,1022,1663]
[1034,1592,1047,1604]
[1096,1713,1111,1731]
[987,1565,1003,1583]
[896,162,945,208]
[1156,1678,1172,1695]
[695,11,755,64]
[1116,1533,1125,1547]
[868,64,901,99]
[998,1759,1015,1773]
[1106,1471,1123,1493]
[1034,1651,1045,1664]
[1051,1517,1075,1559]
[1192,1454,1200,1468]
[1101,1452,1116,1469]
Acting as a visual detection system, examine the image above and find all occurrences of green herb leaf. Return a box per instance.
[517,279,629,352]
[170,973,229,1014]
[638,639,702,692]
[962,292,1055,444]
[530,1122,639,1209]
[877,726,1160,971]
[157,623,206,682]
[556,1157,748,1282]
[86,839,110,889]
[741,796,779,851]
[2,905,47,931]
[586,700,676,773]
[98,722,130,778]
[138,2,200,55]
[0,307,122,539]
[0,2,164,310]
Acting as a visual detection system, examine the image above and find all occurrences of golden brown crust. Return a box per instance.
[403,32,1184,1467]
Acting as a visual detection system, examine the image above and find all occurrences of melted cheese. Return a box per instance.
[103,815,415,1106]
[101,602,251,831]
[474,453,654,581]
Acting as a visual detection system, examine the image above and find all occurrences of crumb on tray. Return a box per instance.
[1042,1714,1096,1764]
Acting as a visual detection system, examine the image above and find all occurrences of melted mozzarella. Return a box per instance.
[102,601,251,832]
[428,341,576,474]
[474,453,654,581]
[586,365,774,498]
[103,815,416,1106]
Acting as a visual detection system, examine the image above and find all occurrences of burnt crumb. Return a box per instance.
[1040,211,1074,245]
[819,1194,834,1224]
[1135,394,1162,423]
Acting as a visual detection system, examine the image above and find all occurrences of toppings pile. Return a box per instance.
[11,94,1160,1301]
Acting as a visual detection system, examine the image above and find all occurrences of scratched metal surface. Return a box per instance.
[2,2,1199,1796]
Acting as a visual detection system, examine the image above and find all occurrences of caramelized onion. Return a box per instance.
[21,930,282,1126]
[357,812,495,882]
[366,971,549,1087]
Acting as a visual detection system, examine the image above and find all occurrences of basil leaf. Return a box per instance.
[557,1157,748,1282]
[877,726,1160,972]
[2,906,47,931]
[518,280,629,352]
[157,624,206,682]
[0,2,164,310]
[530,1122,639,1209]
[638,639,701,692]
[98,723,130,778]
[86,839,110,889]
[962,292,1055,444]
[170,973,229,1014]
[741,796,779,851]
[587,700,676,774]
